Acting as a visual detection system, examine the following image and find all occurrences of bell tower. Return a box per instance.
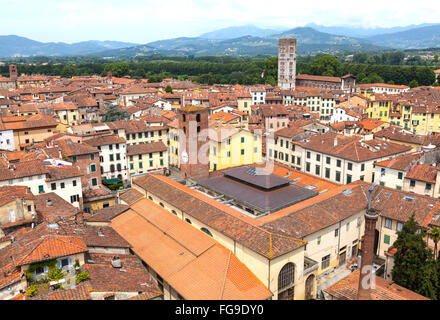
[9,65,17,81]
[178,106,210,180]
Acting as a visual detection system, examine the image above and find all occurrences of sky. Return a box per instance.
[1,0,439,44]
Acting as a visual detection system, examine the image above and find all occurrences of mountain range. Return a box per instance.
[1,23,440,58]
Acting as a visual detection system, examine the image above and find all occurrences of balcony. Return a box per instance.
[304,256,319,276]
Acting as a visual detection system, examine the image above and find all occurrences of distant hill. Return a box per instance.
[306,23,438,38]
[200,24,284,39]
[0,35,139,58]
[366,24,440,49]
[95,27,388,57]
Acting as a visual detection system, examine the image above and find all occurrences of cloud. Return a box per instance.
[0,0,438,43]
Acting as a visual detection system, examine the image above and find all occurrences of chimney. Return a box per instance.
[75,211,84,224]
[334,137,338,147]
[357,208,379,300]
[111,256,122,268]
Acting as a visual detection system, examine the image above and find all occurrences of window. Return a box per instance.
[149,161,153,167]
[185,218,192,224]
[410,180,416,187]
[73,180,77,187]
[315,165,320,175]
[317,236,321,245]
[306,162,311,172]
[325,168,330,179]
[321,255,330,270]
[254,147,257,153]
[385,218,392,229]
[346,174,352,184]
[398,172,403,180]
[109,154,114,161]
[316,154,321,162]
[91,178,97,186]
[200,228,213,237]
[384,234,390,244]
[116,153,120,161]
[130,163,134,170]
[336,171,341,182]
[346,222,350,231]
[72,156,77,162]
[241,149,244,155]
[337,159,341,167]
[361,163,365,171]
[326,157,331,165]
[347,162,353,171]
[306,151,311,159]
[90,154,95,160]
[61,182,65,189]
[91,164,96,172]
[51,183,56,191]
[278,263,295,292]
[241,137,245,143]
[335,228,339,237]
[397,222,403,232]
[426,183,432,191]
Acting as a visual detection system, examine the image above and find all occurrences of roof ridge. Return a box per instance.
[219,250,232,300]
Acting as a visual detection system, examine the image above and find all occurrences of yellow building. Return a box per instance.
[2,114,60,150]
[53,102,79,126]
[366,95,393,122]
[209,126,262,171]
[127,141,168,177]
[237,93,252,115]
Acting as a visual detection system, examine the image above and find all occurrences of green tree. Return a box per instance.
[392,214,438,299]
[429,227,440,260]
[308,55,342,77]
[165,85,173,93]
[102,105,130,122]
[409,80,419,88]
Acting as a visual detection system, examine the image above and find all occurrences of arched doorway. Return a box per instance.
[305,274,315,300]
[278,262,295,300]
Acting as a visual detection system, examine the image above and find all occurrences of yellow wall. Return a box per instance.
[128,150,168,176]
[209,130,262,171]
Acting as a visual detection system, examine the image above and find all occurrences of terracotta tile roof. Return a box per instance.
[259,104,289,117]
[359,119,386,131]
[126,141,167,156]
[85,204,130,222]
[324,269,428,300]
[119,189,144,205]
[296,74,341,83]
[374,152,423,171]
[0,186,35,207]
[132,174,305,259]
[209,111,240,123]
[83,253,162,296]
[83,134,126,147]
[274,126,304,138]
[111,202,272,300]
[52,140,99,156]
[34,192,78,221]
[299,132,411,162]
[31,283,91,300]
[405,164,438,183]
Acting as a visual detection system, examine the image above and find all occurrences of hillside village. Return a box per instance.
[0,38,440,301]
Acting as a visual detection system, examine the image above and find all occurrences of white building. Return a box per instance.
[330,108,360,123]
[84,135,129,183]
[0,129,15,151]
[0,160,83,209]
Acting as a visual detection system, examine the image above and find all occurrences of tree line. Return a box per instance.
[0,54,437,87]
